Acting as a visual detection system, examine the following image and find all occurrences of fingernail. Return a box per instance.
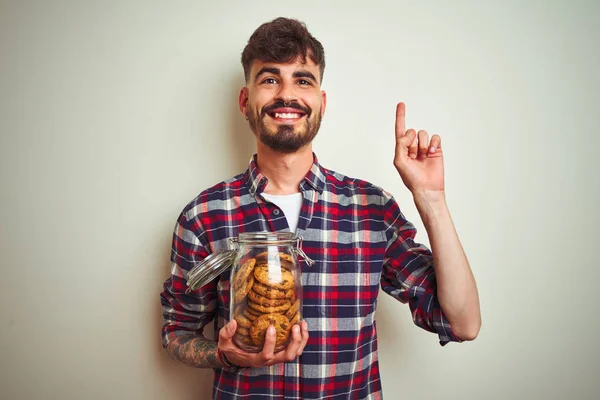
[294,325,300,334]
[429,146,436,153]
[228,322,235,333]
[268,326,276,335]
[410,153,417,159]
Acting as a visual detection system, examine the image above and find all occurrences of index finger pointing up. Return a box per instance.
[395,102,406,138]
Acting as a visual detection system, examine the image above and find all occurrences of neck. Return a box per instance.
[255,142,314,195]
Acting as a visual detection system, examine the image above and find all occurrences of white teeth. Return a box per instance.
[274,113,301,119]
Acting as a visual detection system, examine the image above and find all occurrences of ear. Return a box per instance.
[320,90,327,118]
[239,87,249,119]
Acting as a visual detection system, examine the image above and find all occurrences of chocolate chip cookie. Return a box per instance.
[232,258,256,290]
[237,326,250,337]
[233,332,254,348]
[255,251,295,270]
[247,299,291,314]
[249,313,291,348]
[233,274,254,304]
[248,290,290,307]
[289,311,300,326]
[251,281,294,299]
[285,299,300,319]
[243,307,260,321]
[234,312,253,329]
[253,265,295,291]
[232,302,245,318]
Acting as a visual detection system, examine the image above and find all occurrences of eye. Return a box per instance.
[298,79,312,86]
[262,78,277,84]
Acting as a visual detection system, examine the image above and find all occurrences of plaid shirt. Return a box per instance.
[161,154,461,400]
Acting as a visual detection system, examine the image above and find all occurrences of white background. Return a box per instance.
[1,1,599,399]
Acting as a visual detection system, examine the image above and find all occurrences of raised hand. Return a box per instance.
[393,102,445,197]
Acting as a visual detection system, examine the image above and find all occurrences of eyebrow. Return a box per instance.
[254,67,317,83]
[293,71,317,81]
[255,67,280,81]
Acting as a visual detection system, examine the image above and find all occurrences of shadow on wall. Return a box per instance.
[152,74,256,399]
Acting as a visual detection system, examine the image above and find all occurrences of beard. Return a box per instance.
[247,102,322,153]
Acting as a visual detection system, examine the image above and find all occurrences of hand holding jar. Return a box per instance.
[217,318,309,368]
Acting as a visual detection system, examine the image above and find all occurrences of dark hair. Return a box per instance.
[241,17,325,83]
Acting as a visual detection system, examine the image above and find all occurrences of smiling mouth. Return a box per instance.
[268,112,305,122]
[264,107,308,123]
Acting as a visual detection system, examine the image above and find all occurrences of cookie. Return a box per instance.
[232,258,256,290]
[232,302,245,318]
[251,281,293,299]
[254,252,269,264]
[255,252,295,270]
[233,274,254,304]
[247,299,291,314]
[248,290,290,307]
[243,308,260,321]
[278,253,296,270]
[237,326,250,336]
[245,304,261,315]
[253,265,295,291]
[289,312,300,326]
[233,333,254,347]
[234,312,253,329]
[249,314,291,348]
[285,299,300,319]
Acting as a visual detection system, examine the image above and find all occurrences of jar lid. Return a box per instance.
[185,250,237,293]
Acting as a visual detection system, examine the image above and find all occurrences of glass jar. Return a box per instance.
[185,232,314,353]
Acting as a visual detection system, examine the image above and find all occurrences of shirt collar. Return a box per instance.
[245,152,326,196]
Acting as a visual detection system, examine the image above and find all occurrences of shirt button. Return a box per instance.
[273,209,280,215]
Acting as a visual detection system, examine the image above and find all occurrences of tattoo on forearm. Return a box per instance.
[166,335,221,368]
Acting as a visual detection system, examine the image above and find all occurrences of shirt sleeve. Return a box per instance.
[380,192,463,346]
[160,209,218,348]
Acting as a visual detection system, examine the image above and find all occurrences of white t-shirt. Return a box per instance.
[261,192,303,233]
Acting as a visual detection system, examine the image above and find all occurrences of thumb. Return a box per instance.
[219,320,237,342]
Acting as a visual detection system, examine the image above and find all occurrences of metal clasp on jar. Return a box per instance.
[294,236,315,267]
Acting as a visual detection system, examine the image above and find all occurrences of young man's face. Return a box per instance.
[239,57,327,153]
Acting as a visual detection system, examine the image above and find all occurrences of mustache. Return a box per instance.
[261,101,311,117]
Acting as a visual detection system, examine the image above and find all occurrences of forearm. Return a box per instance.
[413,190,481,340]
[165,334,226,368]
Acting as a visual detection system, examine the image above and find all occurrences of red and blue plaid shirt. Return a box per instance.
[161,154,461,399]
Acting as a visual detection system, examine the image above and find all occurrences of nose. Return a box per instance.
[275,79,297,105]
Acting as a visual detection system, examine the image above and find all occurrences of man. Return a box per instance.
[161,17,480,399]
